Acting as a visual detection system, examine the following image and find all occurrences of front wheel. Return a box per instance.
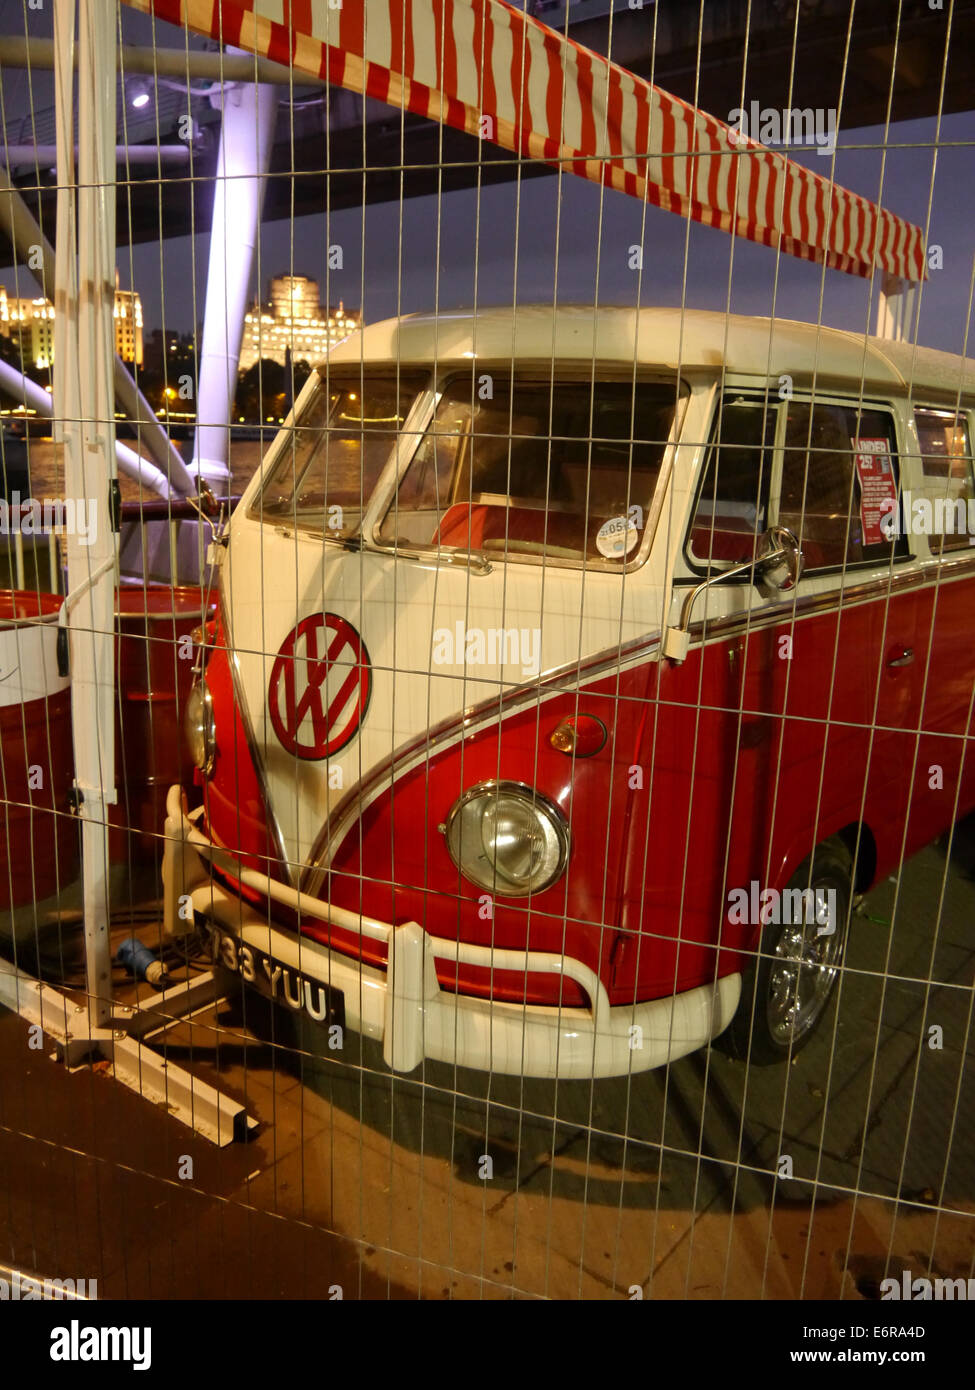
[723,838,853,1065]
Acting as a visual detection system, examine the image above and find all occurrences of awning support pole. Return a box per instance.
[55,0,118,1030]
[875,273,918,342]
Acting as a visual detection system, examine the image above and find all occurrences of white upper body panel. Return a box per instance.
[321,305,975,401]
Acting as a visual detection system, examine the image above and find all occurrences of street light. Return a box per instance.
[128,77,152,109]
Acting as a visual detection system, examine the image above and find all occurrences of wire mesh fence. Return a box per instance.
[0,0,972,1310]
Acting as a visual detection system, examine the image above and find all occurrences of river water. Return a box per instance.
[15,434,270,504]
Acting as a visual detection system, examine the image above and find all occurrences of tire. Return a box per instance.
[722,837,853,1065]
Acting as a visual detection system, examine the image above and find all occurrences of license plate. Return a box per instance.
[207,922,346,1033]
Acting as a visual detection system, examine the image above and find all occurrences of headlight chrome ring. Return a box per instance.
[444,780,569,898]
[185,679,216,777]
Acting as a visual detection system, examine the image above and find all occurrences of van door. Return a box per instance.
[906,407,975,854]
[615,391,917,1006]
[748,395,917,888]
[613,389,777,1003]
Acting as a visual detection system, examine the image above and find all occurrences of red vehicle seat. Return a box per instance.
[690,515,760,564]
[434,502,587,555]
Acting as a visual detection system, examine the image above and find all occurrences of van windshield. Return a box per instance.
[377,375,683,565]
[257,371,427,536]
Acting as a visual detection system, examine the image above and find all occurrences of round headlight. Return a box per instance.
[445,781,569,897]
[185,679,215,776]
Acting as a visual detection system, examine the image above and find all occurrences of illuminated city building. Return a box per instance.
[238,276,359,372]
[0,286,56,369]
[112,269,144,366]
[0,272,144,368]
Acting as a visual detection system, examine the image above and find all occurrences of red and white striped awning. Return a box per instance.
[124,0,926,283]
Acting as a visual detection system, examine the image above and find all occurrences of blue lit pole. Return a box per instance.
[191,71,278,491]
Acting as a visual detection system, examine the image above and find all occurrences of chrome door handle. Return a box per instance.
[887,647,914,668]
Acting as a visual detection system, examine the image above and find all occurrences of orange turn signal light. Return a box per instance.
[549,714,607,757]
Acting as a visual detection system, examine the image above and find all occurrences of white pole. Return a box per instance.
[51,0,78,491]
[61,0,118,1029]
[0,37,310,86]
[875,272,917,342]
[191,77,278,489]
[0,144,192,165]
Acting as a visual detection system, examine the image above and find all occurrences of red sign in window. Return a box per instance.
[854,438,898,546]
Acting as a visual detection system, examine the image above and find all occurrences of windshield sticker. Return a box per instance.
[596,514,640,559]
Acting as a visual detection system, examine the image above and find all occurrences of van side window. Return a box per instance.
[778,402,907,571]
[686,395,775,568]
[914,407,974,554]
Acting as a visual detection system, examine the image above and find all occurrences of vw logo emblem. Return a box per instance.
[268,613,371,759]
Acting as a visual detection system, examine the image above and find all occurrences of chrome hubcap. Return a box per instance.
[766,887,845,1046]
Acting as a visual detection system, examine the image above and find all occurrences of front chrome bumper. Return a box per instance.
[162,784,740,1078]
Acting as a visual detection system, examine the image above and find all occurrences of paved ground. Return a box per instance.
[1,821,973,1300]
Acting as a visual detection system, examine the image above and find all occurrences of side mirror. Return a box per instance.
[662,527,803,662]
[757,524,803,594]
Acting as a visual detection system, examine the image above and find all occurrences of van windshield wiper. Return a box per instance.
[365,539,493,576]
[318,529,492,575]
[438,547,493,576]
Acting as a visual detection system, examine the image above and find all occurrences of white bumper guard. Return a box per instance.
[162,785,740,1078]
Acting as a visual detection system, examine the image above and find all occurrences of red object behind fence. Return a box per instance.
[0,591,78,910]
[111,585,217,866]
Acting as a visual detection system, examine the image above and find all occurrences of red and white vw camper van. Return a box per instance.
[163,306,975,1076]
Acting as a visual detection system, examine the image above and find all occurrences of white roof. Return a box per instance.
[325,305,975,402]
